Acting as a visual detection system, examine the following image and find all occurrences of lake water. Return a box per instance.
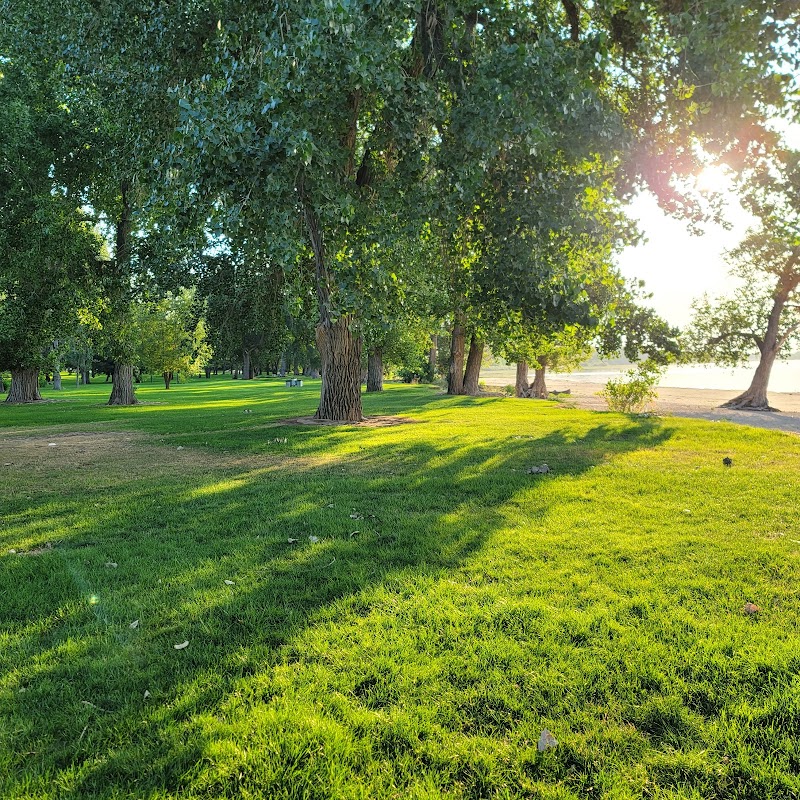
[481,361,800,393]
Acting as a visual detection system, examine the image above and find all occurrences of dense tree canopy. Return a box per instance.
[1,1,798,413]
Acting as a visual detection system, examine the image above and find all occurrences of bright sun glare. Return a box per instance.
[695,164,734,194]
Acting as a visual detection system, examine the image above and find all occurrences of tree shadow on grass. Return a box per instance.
[0,415,676,798]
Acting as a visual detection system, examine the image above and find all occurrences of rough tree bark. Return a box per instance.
[366,348,383,392]
[316,317,363,420]
[302,187,363,422]
[515,361,529,397]
[109,363,138,405]
[447,316,466,395]
[6,368,42,403]
[530,357,549,399]
[53,368,62,391]
[462,334,484,395]
[163,371,174,389]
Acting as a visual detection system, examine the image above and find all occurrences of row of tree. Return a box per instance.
[1,2,798,416]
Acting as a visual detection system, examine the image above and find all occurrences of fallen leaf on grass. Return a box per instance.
[287,537,299,544]
[349,531,360,538]
[326,503,334,508]
[105,562,118,568]
[308,535,320,543]
[129,620,139,629]
[81,700,110,713]
[538,729,558,751]
[743,602,760,615]
[527,464,550,475]
[224,580,235,585]
[173,641,189,650]
[176,446,184,450]
[143,690,151,699]
[48,443,57,447]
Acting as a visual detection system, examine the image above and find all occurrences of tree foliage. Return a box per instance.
[685,146,800,409]
[0,63,103,385]
[133,288,211,387]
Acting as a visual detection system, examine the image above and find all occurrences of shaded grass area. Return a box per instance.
[2,378,800,799]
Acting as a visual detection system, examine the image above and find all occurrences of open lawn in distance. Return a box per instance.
[1,377,799,800]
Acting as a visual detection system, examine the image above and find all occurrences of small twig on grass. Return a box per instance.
[81,700,110,713]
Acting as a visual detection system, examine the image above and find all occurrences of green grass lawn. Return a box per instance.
[2,377,799,799]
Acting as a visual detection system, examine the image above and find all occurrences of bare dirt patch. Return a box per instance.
[0,429,357,489]
[284,415,418,428]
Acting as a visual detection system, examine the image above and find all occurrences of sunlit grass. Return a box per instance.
[1,377,799,799]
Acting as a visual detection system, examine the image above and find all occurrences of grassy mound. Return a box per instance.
[2,378,799,799]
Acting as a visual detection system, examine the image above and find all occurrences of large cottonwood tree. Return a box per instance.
[0,64,102,402]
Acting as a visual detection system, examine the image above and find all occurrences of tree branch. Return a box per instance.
[777,322,800,350]
[707,330,764,352]
[562,0,580,42]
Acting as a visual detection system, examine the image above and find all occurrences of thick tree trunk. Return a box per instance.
[722,348,779,410]
[6,368,42,403]
[428,335,438,379]
[447,319,466,395]
[163,371,173,389]
[366,348,384,392]
[722,284,793,411]
[515,361,529,397]
[106,184,136,407]
[53,368,62,391]
[530,358,549,399]
[302,184,363,422]
[316,316,363,420]
[108,363,137,405]
[242,349,252,380]
[462,335,484,395]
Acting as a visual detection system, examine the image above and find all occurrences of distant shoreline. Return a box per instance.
[489,379,800,435]
[480,361,799,394]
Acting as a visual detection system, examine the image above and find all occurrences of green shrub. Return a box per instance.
[601,360,663,413]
